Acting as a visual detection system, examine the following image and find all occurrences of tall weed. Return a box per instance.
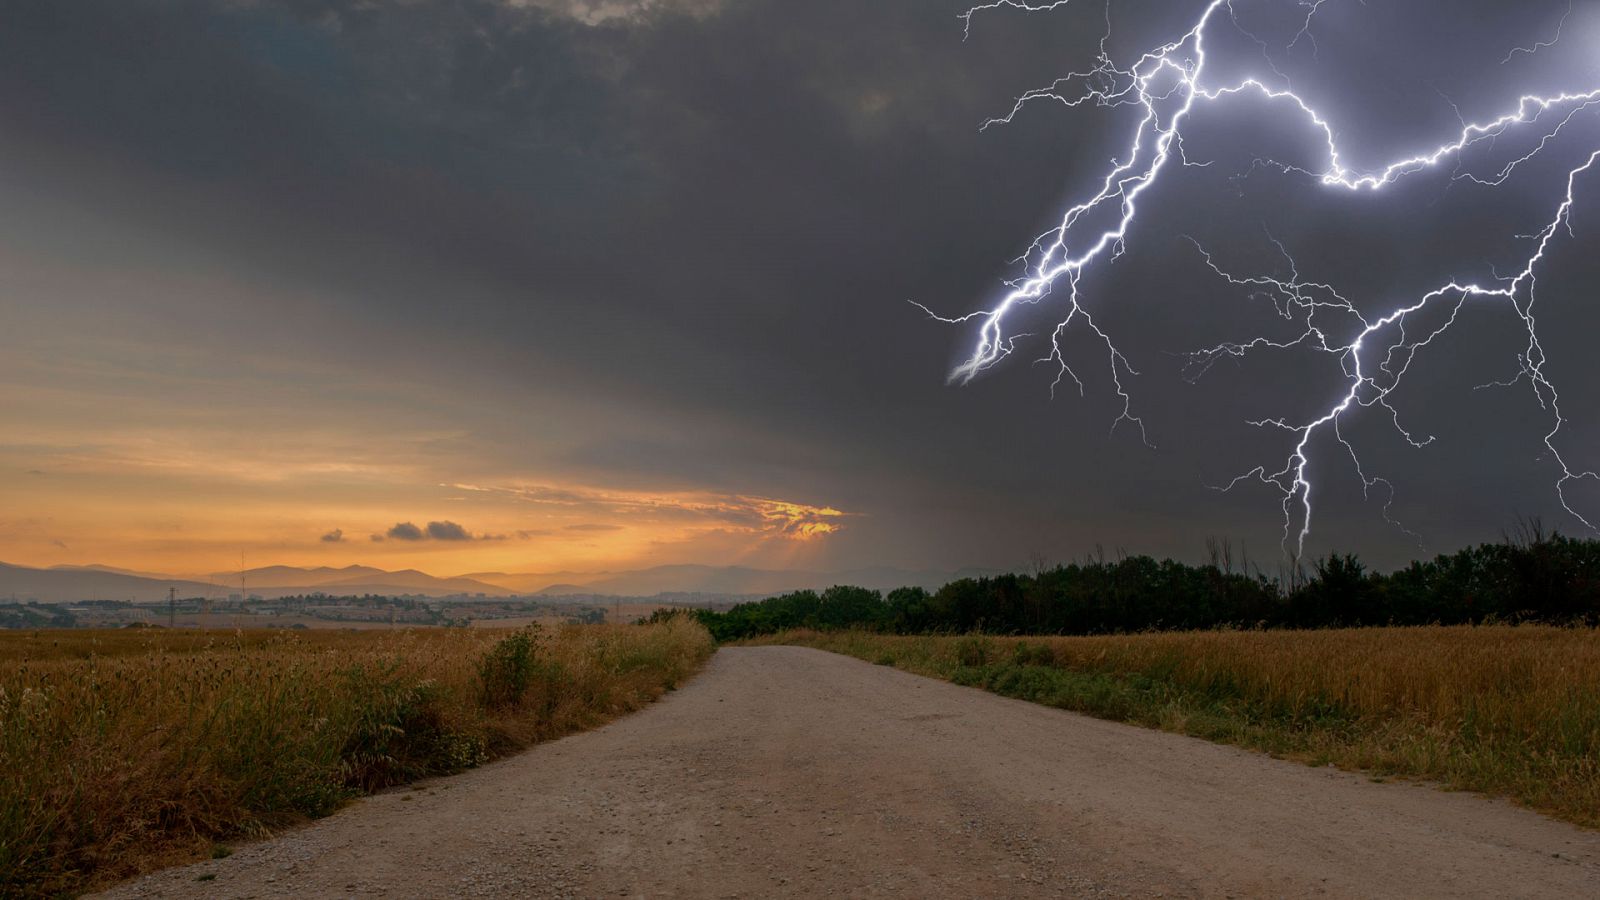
[0,618,712,896]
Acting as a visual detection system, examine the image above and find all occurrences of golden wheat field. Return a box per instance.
[758,625,1600,828]
[0,618,713,896]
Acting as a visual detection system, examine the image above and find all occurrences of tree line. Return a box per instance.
[689,529,1600,641]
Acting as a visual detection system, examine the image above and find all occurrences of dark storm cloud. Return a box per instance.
[3,0,1596,568]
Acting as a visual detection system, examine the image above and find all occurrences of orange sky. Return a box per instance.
[0,84,872,583]
[1,444,848,577]
[0,328,849,578]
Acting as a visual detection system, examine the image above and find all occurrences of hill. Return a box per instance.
[2,563,514,602]
[207,566,511,598]
[0,562,227,604]
[208,565,389,589]
[312,569,511,596]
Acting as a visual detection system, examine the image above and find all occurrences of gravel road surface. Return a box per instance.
[102,646,1600,898]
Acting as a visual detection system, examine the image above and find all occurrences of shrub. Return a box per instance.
[955,635,992,667]
[1011,641,1054,666]
[339,671,482,792]
[478,628,540,709]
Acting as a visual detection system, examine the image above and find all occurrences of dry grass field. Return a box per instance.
[755,626,1600,828]
[0,618,713,896]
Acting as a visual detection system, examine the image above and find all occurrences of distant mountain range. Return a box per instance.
[208,565,391,587]
[1,563,513,603]
[50,563,176,580]
[1,561,995,604]
[209,566,513,597]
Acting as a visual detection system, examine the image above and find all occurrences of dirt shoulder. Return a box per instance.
[101,646,1600,898]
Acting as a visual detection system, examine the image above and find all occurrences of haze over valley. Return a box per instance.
[0,559,991,604]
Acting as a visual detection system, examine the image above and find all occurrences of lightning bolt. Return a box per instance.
[928,0,1600,555]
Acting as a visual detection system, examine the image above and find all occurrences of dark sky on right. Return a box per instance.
[3,0,1599,573]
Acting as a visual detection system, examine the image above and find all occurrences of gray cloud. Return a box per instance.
[387,522,427,541]
[320,528,345,543]
[426,520,472,541]
[2,0,1593,570]
[374,520,502,541]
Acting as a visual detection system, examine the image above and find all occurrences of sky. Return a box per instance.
[2,0,1598,577]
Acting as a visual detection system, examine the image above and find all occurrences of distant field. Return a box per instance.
[754,626,1600,828]
[465,614,551,629]
[180,613,401,630]
[129,600,681,631]
[0,619,713,896]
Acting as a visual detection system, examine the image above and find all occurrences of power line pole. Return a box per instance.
[168,586,176,628]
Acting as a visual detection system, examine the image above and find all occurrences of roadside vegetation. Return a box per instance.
[692,528,1600,827]
[695,528,1600,641]
[754,626,1600,828]
[0,618,712,896]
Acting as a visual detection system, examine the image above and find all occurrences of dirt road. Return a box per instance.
[103,646,1600,898]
